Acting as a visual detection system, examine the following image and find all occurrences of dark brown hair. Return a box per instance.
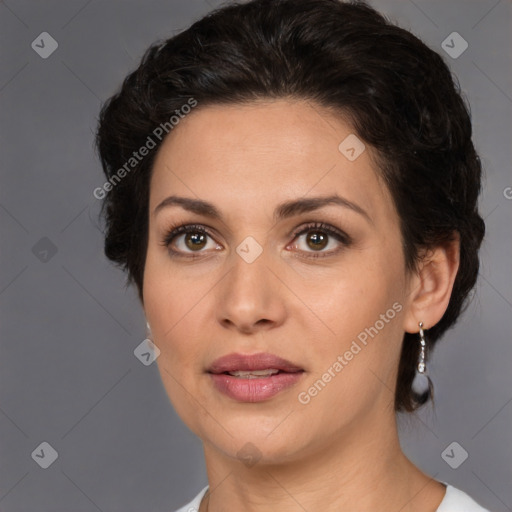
[95,0,485,412]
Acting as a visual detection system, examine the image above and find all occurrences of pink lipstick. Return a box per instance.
[207,352,305,402]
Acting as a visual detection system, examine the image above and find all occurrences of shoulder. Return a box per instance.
[172,483,491,512]
[173,485,209,512]
[436,483,491,512]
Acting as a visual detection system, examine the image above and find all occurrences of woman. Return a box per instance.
[95,0,489,510]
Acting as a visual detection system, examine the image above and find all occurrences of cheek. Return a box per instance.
[299,254,403,341]
[143,264,209,430]
[298,250,406,388]
[142,247,220,383]
[143,251,198,366]
[296,287,404,427]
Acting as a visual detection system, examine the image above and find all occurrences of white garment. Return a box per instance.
[173,481,491,512]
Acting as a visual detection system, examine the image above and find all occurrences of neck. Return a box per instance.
[199,406,445,512]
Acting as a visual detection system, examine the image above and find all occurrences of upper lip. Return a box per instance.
[207,352,304,374]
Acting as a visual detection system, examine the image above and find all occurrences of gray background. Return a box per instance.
[0,0,510,510]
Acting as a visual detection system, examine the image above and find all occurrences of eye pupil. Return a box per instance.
[185,232,207,250]
[307,231,328,250]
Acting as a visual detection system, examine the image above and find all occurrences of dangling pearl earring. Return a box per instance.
[411,321,432,403]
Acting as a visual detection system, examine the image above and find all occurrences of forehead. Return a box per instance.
[149,99,393,224]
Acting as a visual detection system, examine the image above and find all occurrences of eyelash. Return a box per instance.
[160,221,352,259]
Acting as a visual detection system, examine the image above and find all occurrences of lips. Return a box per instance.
[207,352,304,375]
[207,352,305,402]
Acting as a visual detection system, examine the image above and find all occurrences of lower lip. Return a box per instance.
[208,372,305,402]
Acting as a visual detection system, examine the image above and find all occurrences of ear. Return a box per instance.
[403,234,460,333]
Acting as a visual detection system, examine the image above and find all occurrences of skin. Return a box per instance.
[142,99,460,512]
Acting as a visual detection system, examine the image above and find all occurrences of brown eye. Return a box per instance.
[305,231,328,251]
[290,222,351,258]
[161,224,220,257]
[184,231,208,251]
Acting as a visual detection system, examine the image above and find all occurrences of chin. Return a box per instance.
[202,423,310,466]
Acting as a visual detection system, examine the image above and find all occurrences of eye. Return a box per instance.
[160,221,351,260]
[160,223,221,258]
[288,222,351,258]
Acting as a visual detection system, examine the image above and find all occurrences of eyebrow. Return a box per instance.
[153,194,372,224]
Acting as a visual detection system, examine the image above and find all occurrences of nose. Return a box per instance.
[215,244,287,334]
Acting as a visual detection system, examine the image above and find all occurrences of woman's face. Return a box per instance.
[143,99,415,464]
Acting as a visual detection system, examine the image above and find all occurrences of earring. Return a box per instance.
[411,321,432,403]
[417,321,426,373]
